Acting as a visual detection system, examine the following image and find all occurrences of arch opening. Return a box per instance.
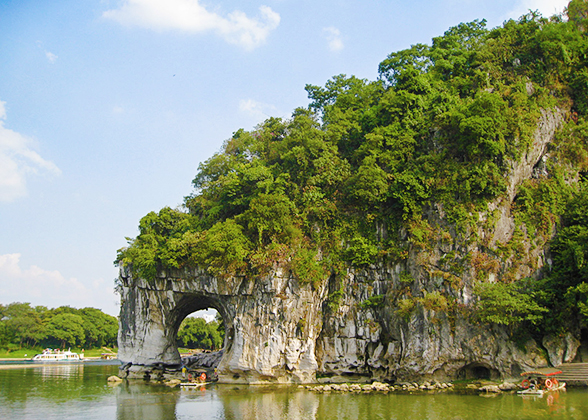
[179,308,223,351]
[170,294,233,375]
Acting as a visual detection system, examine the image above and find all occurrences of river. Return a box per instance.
[1,362,588,420]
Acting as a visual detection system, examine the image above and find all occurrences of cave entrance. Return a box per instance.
[458,363,500,380]
[170,294,233,372]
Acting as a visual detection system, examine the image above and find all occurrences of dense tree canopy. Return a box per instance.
[177,316,224,350]
[0,303,117,351]
[118,2,588,335]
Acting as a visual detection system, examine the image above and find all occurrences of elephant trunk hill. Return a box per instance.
[116,4,588,383]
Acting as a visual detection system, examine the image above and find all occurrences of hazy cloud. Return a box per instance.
[0,253,118,312]
[0,100,61,202]
[45,51,58,63]
[0,253,87,304]
[239,98,277,123]
[324,26,343,52]
[507,0,568,19]
[103,0,280,50]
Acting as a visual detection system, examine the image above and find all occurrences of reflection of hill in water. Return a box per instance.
[214,386,320,420]
[116,384,584,420]
[116,382,179,420]
[114,384,320,420]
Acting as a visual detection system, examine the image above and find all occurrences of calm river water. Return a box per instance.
[1,362,588,420]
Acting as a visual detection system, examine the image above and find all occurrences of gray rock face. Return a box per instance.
[117,107,577,383]
[543,333,581,366]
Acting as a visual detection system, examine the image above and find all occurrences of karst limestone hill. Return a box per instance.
[117,3,588,383]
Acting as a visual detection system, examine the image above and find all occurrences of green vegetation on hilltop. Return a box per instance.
[0,302,117,352]
[118,2,588,336]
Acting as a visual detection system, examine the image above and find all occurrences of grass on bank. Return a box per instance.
[0,346,207,359]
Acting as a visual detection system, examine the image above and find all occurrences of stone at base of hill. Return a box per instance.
[543,333,581,366]
[499,382,517,391]
[182,350,223,369]
[371,382,390,392]
[107,376,123,382]
[165,379,182,387]
[308,381,455,393]
[479,385,502,393]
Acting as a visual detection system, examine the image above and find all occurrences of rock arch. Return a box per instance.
[117,266,323,383]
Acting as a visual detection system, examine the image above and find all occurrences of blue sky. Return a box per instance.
[0,0,569,316]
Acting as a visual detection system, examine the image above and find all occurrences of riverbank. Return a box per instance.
[0,359,121,370]
[0,347,116,359]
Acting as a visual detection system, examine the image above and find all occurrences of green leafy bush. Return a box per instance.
[420,291,449,312]
[360,295,385,309]
[396,298,416,319]
[474,281,547,326]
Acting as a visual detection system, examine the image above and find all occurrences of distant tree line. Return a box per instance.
[177,315,224,350]
[0,302,118,351]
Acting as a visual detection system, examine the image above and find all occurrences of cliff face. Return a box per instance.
[117,106,582,383]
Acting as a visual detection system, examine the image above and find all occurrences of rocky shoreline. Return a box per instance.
[304,380,520,394]
[109,372,526,396]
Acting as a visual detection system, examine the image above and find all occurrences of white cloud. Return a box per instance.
[187,308,217,323]
[45,51,58,63]
[0,254,87,304]
[196,313,216,322]
[506,0,568,20]
[0,253,119,313]
[103,0,280,50]
[0,100,61,202]
[324,26,343,52]
[239,98,278,123]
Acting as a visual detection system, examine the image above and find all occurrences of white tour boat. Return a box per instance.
[32,349,83,362]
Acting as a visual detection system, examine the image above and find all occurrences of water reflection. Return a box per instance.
[116,382,179,420]
[211,386,320,420]
[116,384,588,420]
[39,363,84,378]
[114,384,325,420]
[2,363,588,420]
